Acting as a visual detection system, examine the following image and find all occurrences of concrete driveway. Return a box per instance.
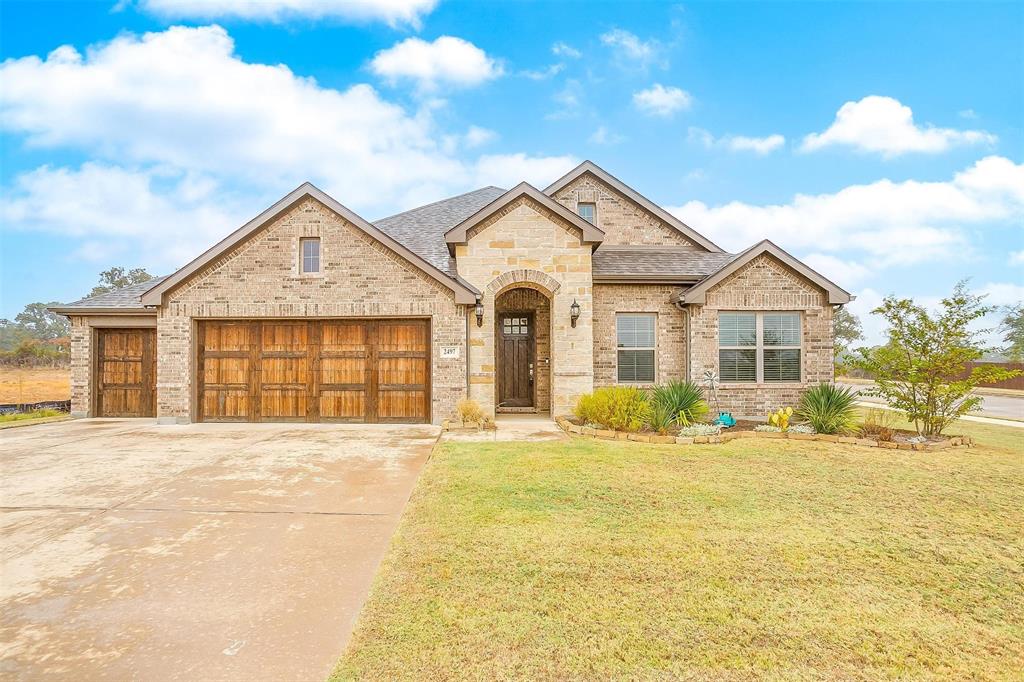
[1,418,438,681]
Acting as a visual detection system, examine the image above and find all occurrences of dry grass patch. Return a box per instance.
[0,367,70,403]
[333,420,1023,681]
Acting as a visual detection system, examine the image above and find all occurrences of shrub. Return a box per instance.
[456,398,484,424]
[767,406,794,431]
[574,387,651,432]
[796,383,858,434]
[859,408,897,442]
[678,423,721,437]
[650,380,709,426]
[647,402,676,435]
[754,424,781,433]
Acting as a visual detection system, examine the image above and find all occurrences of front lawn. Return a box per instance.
[333,421,1024,680]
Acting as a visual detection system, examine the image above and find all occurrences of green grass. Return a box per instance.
[333,422,1024,681]
[0,408,64,423]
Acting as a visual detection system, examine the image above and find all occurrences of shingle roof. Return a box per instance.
[373,186,507,274]
[593,248,736,280]
[57,275,170,310]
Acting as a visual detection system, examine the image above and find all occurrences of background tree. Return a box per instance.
[854,281,1021,436]
[90,266,153,297]
[13,302,70,340]
[999,303,1024,361]
[833,307,864,370]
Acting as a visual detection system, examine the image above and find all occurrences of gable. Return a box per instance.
[705,253,827,307]
[165,197,463,306]
[552,173,695,247]
[464,196,587,246]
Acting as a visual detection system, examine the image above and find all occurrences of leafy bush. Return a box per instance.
[677,423,721,437]
[796,383,858,434]
[456,398,484,424]
[859,408,898,442]
[647,402,676,435]
[574,387,651,432]
[768,406,794,431]
[650,380,708,426]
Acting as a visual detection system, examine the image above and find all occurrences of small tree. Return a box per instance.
[1000,303,1024,361]
[90,267,153,297]
[854,281,1021,436]
[833,307,864,372]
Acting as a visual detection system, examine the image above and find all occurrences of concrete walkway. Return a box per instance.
[442,414,567,442]
[1,418,438,681]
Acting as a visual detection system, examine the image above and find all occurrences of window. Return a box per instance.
[719,312,801,383]
[300,238,320,274]
[502,316,529,336]
[616,313,655,383]
[577,202,596,224]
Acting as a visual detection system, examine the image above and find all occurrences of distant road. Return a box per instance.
[838,382,1024,421]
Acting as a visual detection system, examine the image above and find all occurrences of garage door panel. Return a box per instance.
[319,390,366,421]
[198,319,428,423]
[96,328,155,418]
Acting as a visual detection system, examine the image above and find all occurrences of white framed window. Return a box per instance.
[300,237,320,274]
[577,202,596,224]
[616,313,656,383]
[719,312,801,383]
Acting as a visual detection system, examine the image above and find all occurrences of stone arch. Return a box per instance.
[486,269,562,297]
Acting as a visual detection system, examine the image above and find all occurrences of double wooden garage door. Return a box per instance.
[197,319,430,423]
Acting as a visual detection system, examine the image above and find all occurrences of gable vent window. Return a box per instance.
[300,238,321,274]
[719,312,801,383]
[577,202,596,224]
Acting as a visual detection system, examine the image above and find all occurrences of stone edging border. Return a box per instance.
[554,417,974,451]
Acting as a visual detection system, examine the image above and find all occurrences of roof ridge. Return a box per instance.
[373,185,506,224]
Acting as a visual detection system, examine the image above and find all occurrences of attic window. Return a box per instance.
[300,238,321,273]
[577,202,596,224]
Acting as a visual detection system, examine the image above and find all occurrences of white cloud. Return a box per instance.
[589,126,624,145]
[801,254,872,287]
[633,84,692,117]
[978,282,1024,306]
[546,79,584,120]
[958,108,978,120]
[1,163,250,270]
[802,95,997,157]
[668,156,1024,271]
[0,26,572,218]
[600,29,662,69]
[688,127,785,154]
[520,63,564,81]
[370,36,502,91]
[1009,250,1024,266]
[551,42,581,59]
[137,0,438,28]
[463,125,497,149]
[472,153,577,190]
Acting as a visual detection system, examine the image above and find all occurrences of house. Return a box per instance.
[52,161,852,424]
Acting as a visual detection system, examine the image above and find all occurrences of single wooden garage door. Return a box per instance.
[95,328,156,417]
[197,319,430,423]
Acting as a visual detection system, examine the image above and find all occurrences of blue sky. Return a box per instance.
[1,0,1022,343]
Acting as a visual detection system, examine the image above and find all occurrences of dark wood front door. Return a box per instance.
[497,313,534,408]
[197,319,430,423]
[95,328,156,417]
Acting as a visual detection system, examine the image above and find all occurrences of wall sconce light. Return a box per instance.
[570,299,581,328]
[475,300,484,327]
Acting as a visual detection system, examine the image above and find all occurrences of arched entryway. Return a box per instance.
[494,285,552,413]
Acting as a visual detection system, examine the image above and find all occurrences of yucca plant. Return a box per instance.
[796,383,858,434]
[647,402,676,435]
[651,380,709,426]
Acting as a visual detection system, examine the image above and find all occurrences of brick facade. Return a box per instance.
[455,196,594,417]
[688,254,835,418]
[155,198,467,424]
[592,284,687,388]
[68,317,91,417]
[551,174,697,247]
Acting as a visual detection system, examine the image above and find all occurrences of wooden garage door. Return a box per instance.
[96,328,156,417]
[197,319,429,423]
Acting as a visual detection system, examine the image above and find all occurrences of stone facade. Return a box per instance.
[688,254,834,418]
[592,284,687,388]
[551,173,696,247]
[455,196,594,417]
[494,287,551,411]
[156,198,467,424]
